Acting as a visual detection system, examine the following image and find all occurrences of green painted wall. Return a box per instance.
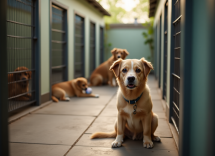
[40,0,105,96]
[105,28,151,61]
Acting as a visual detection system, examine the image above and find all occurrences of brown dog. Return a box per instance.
[52,77,99,102]
[91,58,160,149]
[89,48,129,86]
[8,66,32,101]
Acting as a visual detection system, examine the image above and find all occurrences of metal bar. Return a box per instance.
[51,28,65,33]
[7,20,35,27]
[173,87,180,95]
[8,100,36,112]
[173,101,180,111]
[171,117,179,133]
[8,69,35,74]
[8,78,32,84]
[7,35,32,39]
[172,73,181,79]
[16,0,34,7]
[51,40,66,44]
[51,65,66,69]
[173,15,182,24]
[173,31,181,37]
[174,0,179,5]
[8,90,36,100]
[175,57,180,59]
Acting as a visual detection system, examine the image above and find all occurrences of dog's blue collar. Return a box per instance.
[123,92,143,104]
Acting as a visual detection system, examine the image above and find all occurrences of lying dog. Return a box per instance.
[52,77,99,102]
[89,48,129,86]
[91,58,160,149]
[8,66,32,101]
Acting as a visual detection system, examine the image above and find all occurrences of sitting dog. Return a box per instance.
[52,77,99,102]
[89,48,129,86]
[8,66,32,101]
[91,58,160,149]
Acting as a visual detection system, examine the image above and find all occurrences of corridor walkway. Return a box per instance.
[9,75,178,156]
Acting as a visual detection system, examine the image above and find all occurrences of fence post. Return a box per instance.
[0,0,9,155]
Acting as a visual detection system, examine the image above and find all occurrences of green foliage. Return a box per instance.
[98,0,149,24]
[104,23,112,54]
[142,18,154,63]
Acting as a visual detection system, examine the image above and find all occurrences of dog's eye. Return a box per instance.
[122,68,127,73]
[19,73,22,76]
[24,72,27,76]
[82,84,85,87]
[116,52,118,54]
[136,68,141,73]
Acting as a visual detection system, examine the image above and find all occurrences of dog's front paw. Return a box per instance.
[65,97,70,101]
[95,94,99,98]
[143,139,153,149]
[152,135,161,142]
[112,135,123,148]
[112,140,123,148]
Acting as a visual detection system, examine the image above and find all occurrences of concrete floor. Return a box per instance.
[9,75,178,156]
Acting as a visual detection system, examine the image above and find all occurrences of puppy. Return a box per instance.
[8,66,32,101]
[91,58,160,149]
[52,77,99,102]
[89,48,129,86]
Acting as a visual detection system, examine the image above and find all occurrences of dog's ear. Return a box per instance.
[123,49,129,59]
[75,78,83,90]
[28,71,32,79]
[109,58,123,78]
[14,67,20,81]
[111,48,117,55]
[140,57,153,78]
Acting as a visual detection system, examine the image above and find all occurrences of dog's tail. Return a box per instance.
[90,131,116,139]
[52,96,59,102]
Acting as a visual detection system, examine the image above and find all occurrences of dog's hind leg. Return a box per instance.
[151,113,161,142]
[90,74,103,86]
[53,88,70,102]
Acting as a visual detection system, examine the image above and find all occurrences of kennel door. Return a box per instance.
[74,14,85,78]
[7,0,37,112]
[51,4,67,85]
[89,22,96,76]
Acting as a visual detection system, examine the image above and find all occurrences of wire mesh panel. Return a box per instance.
[171,0,181,132]
[51,5,67,85]
[7,0,37,112]
[89,22,96,75]
[100,26,104,64]
[74,15,85,78]
[163,2,168,100]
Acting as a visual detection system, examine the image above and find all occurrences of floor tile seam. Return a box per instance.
[63,90,117,156]
[32,113,97,117]
[73,145,178,151]
[10,141,71,146]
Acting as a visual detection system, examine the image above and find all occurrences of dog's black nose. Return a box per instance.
[127,76,135,82]
[117,56,120,58]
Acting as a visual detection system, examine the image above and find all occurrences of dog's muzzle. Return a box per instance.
[127,76,136,89]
